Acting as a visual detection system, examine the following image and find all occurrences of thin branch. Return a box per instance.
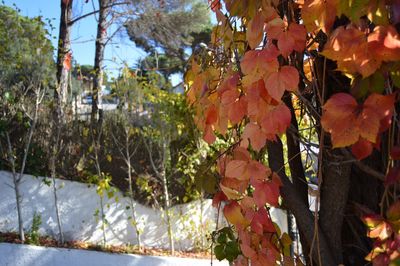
[142,137,162,178]
[69,1,131,26]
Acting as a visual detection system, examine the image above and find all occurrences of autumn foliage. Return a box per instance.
[185,0,400,265]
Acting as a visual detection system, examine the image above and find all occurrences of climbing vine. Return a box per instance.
[185,0,400,265]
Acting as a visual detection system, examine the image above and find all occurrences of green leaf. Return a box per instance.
[217,232,227,244]
[214,245,226,261]
[225,241,240,262]
[351,72,385,98]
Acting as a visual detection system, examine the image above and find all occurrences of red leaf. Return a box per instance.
[351,139,373,160]
[390,146,400,160]
[243,123,267,152]
[251,208,275,235]
[253,180,280,207]
[225,160,247,179]
[203,124,216,144]
[205,105,218,125]
[385,166,400,186]
[246,160,270,182]
[260,103,291,137]
[208,0,221,11]
[212,191,227,207]
[240,243,257,259]
[264,66,299,101]
[267,22,307,57]
[228,97,247,124]
[221,89,239,105]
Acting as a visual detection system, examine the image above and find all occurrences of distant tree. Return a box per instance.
[125,0,212,62]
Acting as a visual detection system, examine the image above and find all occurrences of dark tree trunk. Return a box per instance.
[267,140,336,266]
[319,148,351,264]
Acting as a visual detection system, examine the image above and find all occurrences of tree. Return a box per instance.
[125,0,211,65]
[55,0,73,108]
[186,1,400,265]
[0,5,54,243]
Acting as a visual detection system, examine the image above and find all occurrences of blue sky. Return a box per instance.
[2,0,157,81]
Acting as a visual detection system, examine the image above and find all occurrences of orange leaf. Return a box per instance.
[221,89,240,105]
[220,183,242,200]
[247,11,265,49]
[368,25,400,62]
[368,221,393,241]
[264,66,299,101]
[241,46,280,82]
[247,160,270,181]
[267,23,307,57]
[223,201,248,228]
[228,97,247,124]
[302,0,338,33]
[243,123,267,152]
[321,93,395,148]
[260,103,291,137]
[225,160,247,179]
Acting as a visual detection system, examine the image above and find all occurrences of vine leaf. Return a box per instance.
[302,0,338,33]
[247,11,265,49]
[321,93,395,149]
[267,22,307,57]
[223,201,249,228]
[264,66,299,101]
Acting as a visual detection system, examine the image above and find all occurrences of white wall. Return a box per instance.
[0,171,287,250]
[0,243,229,266]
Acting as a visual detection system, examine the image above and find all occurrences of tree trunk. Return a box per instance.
[318,148,351,264]
[162,140,174,255]
[91,0,109,125]
[5,89,41,243]
[126,133,141,249]
[56,0,73,108]
[267,139,336,266]
[162,170,174,254]
[49,128,64,244]
[13,175,25,242]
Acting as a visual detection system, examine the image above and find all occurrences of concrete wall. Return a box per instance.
[0,243,229,266]
[0,171,287,250]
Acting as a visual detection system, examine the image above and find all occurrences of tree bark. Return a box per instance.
[318,148,351,264]
[91,0,109,125]
[267,139,336,266]
[162,140,174,255]
[56,0,73,108]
